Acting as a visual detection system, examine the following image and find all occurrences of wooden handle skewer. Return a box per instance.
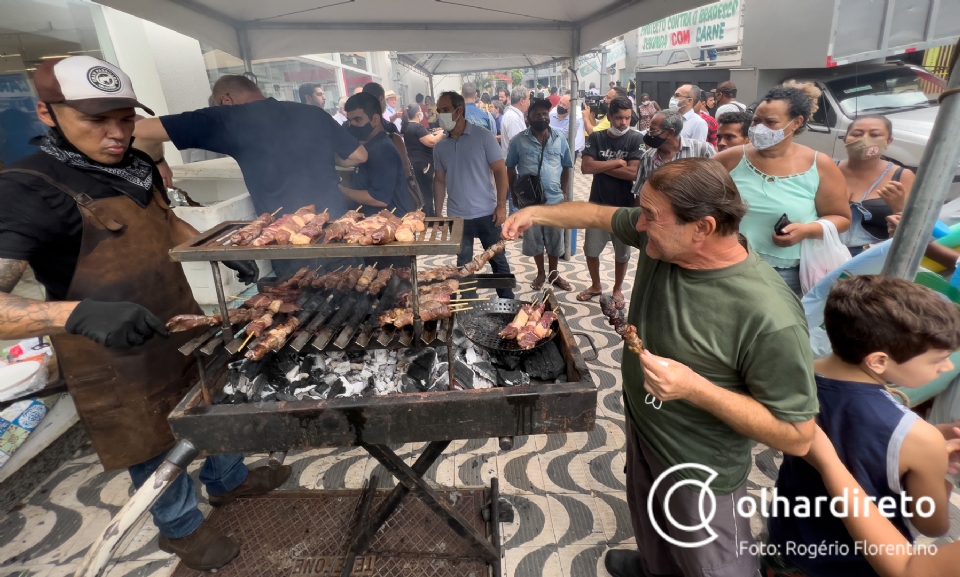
[322,208,328,214]
[270,206,283,216]
[448,297,488,302]
[390,207,397,213]
[239,332,255,351]
[357,205,363,211]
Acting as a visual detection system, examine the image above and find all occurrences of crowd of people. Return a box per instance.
[1,53,956,576]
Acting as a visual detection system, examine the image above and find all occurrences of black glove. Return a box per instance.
[65,299,168,349]
[223,260,259,284]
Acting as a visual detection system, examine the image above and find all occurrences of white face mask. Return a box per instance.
[749,122,792,150]
[668,97,681,111]
[438,112,459,131]
[607,124,628,137]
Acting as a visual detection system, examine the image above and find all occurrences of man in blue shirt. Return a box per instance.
[339,93,413,217]
[433,91,514,299]
[461,82,495,133]
[134,75,367,275]
[506,99,574,291]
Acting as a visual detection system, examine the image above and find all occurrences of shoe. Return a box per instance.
[604,549,649,577]
[158,520,239,571]
[208,464,291,507]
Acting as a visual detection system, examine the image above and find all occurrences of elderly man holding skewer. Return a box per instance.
[502,158,818,577]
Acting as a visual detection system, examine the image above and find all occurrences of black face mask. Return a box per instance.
[643,131,668,148]
[347,122,374,141]
[556,105,568,116]
[530,119,550,132]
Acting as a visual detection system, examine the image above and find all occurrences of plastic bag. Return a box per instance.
[799,219,851,294]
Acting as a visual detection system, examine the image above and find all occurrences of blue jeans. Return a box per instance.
[773,265,803,297]
[128,451,247,539]
[457,215,515,299]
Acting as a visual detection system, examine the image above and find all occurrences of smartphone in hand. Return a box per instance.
[774,213,792,236]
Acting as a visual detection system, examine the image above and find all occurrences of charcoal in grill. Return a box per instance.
[453,360,474,389]
[523,341,565,381]
[497,367,529,387]
[401,348,437,392]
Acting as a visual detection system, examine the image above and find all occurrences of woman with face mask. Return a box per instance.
[836,115,915,256]
[401,103,443,216]
[636,93,660,132]
[713,85,851,295]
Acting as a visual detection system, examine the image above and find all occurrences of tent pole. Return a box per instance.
[429,74,435,100]
[599,48,608,94]
[882,40,960,279]
[236,27,253,74]
[564,30,581,261]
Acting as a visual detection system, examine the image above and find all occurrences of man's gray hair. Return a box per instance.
[688,85,701,103]
[461,82,478,100]
[656,110,684,134]
[510,86,528,105]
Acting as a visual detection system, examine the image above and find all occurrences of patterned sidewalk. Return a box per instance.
[2,169,958,577]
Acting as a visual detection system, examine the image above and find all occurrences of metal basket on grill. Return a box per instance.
[459,299,558,355]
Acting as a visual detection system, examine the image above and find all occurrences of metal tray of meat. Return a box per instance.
[166,298,596,453]
[169,217,464,262]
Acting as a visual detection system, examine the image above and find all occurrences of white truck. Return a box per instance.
[635,0,960,195]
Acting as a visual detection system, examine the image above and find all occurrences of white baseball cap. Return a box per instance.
[34,56,154,116]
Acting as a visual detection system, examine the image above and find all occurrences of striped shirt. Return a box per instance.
[631,137,716,197]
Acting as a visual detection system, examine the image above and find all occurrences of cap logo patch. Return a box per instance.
[87,66,122,93]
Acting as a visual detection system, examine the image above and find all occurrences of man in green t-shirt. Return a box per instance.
[502,158,818,577]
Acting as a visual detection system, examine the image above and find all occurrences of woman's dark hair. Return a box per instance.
[401,103,420,132]
[646,158,747,236]
[639,93,650,101]
[480,92,491,105]
[760,86,812,134]
[844,114,893,138]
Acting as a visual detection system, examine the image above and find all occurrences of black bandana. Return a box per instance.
[37,130,154,204]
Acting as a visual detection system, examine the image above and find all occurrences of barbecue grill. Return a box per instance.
[77,215,599,577]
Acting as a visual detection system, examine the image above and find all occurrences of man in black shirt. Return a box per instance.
[361,82,400,135]
[134,75,368,275]
[578,96,643,308]
[339,93,413,217]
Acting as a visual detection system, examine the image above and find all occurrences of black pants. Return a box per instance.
[412,161,435,217]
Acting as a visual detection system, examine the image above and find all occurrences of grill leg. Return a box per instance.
[490,477,502,577]
[353,440,450,552]
[364,443,499,565]
[340,475,378,577]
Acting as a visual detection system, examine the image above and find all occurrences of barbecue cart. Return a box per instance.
[75,215,598,577]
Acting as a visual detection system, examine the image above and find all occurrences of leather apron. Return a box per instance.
[6,169,202,471]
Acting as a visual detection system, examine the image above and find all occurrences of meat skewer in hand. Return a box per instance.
[321,209,364,243]
[460,240,507,278]
[230,213,274,246]
[166,307,264,332]
[394,210,426,242]
[599,295,628,336]
[354,264,378,293]
[290,209,330,245]
[245,316,300,360]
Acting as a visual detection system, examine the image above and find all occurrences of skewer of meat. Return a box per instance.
[394,210,426,242]
[379,301,471,327]
[243,292,298,308]
[277,266,311,290]
[309,266,342,289]
[394,267,411,281]
[321,210,364,244]
[354,264,378,293]
[290,209,330,245]
[515,307,555,350]
[343,210,401,245]
[459,240,507,277]
[599,295,628,336]
[418,265,460,283]
[245,311,275,337]
[367,266,395,295]
[397,279,460,304]
[322,266,350,291]
[621,324,642,355]
[298,267,321,289]
[245,316,301,360]
[166,307,265,332]
[230,212,274,246]
[499,304,536,339]
[336,266,364,292]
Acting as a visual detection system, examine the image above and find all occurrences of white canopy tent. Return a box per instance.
[94,0,711,258]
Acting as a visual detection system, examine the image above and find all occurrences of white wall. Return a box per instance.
[142,22,212,115]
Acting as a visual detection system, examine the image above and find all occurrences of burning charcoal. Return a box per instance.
[432,369,450,390]
[337,379,367,397]
[497,367,529,387]
[294,385,315,399]
[405,348,437,390]
[276,392,298,402]
[453,327,468,348]
[495,352,522,371]
[475,361,497,383]
[327,378,345,398]
[311,355,326,373]
[453,360,475,389]
[474,375,494,389]
[333,362,352,375]
[523,341,565,381]
[465,346,480,365]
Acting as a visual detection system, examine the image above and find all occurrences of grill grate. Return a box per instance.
[169,489,490,577]
[459,299,557,354]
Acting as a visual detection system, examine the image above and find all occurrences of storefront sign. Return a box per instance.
[637,0,742,53]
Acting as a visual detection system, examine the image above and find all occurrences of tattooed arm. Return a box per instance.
[0,259,78,339]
